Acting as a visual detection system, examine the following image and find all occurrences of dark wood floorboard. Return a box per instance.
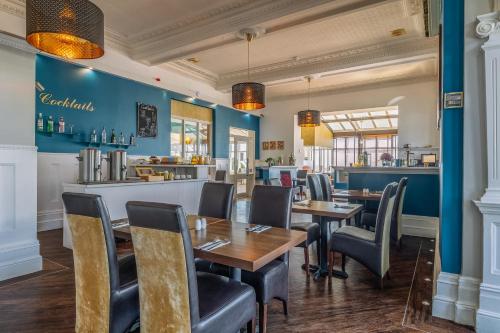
[0,207,473,332]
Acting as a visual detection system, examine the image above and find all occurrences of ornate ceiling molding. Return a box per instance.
[162,61,219,85]
[0,31,36,53]
[129,0,337,65]
[216,37,438,91]
[0,0,24,18]
[268,75,437,101]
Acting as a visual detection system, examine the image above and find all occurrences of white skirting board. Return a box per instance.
[432,272,481,327]
[401,214,438,238]
[37,209,63,232]
[0,241,42,281]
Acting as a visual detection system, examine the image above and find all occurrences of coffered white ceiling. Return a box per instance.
[1,0,439,98]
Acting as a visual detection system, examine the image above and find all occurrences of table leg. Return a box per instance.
[313,216,349,280]
[230,267,242,281]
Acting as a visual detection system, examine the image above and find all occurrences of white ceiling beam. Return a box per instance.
[216,37,438,91]
[129,0,394,65]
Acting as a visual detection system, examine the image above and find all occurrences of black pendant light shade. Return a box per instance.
[298,110,321,127]
[26,0,104,59]
[232,82,266,110]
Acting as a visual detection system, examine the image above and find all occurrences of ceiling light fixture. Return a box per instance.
[26,0,104,59]
[232,30,265,111]
[298,77,320,127]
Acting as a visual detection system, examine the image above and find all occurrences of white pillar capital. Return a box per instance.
[477,12,500,41]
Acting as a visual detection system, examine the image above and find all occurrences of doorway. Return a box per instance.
[229,127,255,197]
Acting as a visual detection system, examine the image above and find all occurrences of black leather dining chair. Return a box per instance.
[361,177,408,248]
[318,173,333,201]
[126,201,256,333]
[290,174,322,277]
[296,169,308,199]
[241,185,293,333]
[328,182,397,288]
[62,193,139,333]
[198,182,234,219]
[215,169,226,182]
[196,182,234,272]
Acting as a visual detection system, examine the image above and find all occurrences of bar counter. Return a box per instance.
[334,166,440,219]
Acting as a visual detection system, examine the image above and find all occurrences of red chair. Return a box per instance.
[280,171,293,187]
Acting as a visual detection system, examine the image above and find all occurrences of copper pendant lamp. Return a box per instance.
[26,0,104,59]
[298,77,320,127]
[232,32,265,111]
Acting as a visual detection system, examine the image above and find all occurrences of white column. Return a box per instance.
[474,11,500,332]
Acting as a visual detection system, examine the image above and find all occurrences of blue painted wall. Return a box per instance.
[348,172,440,217]
[213,105,260,159]
[440,0,464,274]
[35,55,260,158]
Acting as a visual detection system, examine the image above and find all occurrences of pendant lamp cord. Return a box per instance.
[246,33,253,81]
[307,77,311,110]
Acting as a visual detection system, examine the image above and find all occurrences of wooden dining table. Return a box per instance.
[292,200,363,280]
[331,190,383,201]
[113,215,306,281]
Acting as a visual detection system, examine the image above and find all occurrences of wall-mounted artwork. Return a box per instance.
[269,141,277,150]
[137,102,158,138]
[262,141,269,150]
[277,141,284,150]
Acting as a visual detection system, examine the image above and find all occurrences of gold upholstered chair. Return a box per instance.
[62,193,139,333]
[126,201,256,333]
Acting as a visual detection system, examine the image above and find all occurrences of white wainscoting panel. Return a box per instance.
[0,145,42,281]
[0,163,15,231]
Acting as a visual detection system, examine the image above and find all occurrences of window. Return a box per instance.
[332,134,398,167]
[322,106,399,167]
[171,118,211,160]
[304,146,333,172]
[170,100,213,160]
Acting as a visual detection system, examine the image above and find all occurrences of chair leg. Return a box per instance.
[282,300,288,316]
[303,246,310,277]
[341,254,346,273]
[379,276,384,290]
[259,303,268,333]
[328,250,334,280]
[247,317,256,333]
[315,240,321,265]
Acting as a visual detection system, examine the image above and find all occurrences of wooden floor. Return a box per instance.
[0,206,473,332]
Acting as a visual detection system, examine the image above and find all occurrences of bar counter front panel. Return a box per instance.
[335,167,439,217]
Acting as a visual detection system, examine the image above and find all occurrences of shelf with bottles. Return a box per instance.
[79,141,137,148]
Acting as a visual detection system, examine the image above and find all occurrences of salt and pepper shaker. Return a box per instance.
[195,218,202,231]
[201,218,207,229]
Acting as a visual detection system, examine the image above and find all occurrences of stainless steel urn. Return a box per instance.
[77,148,102,183]
[107,150,127,181]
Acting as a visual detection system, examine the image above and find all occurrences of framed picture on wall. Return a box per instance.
[277,141,284,150]
[269,141,277,150]
[137,102,158,138]
[262,141,269,150]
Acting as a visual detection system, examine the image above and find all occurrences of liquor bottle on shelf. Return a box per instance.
[101,127,107,144]
[47,116,54,133]
[90,129,97,143]
[58,116,65,133]
[119,132,125,144]
[37,113,44,132]
[110,129,116,144]
[129,133,136,145]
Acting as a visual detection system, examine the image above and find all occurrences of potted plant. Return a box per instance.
[265,157,275,167]
[288,152,296,166]
[380,152,393,167]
